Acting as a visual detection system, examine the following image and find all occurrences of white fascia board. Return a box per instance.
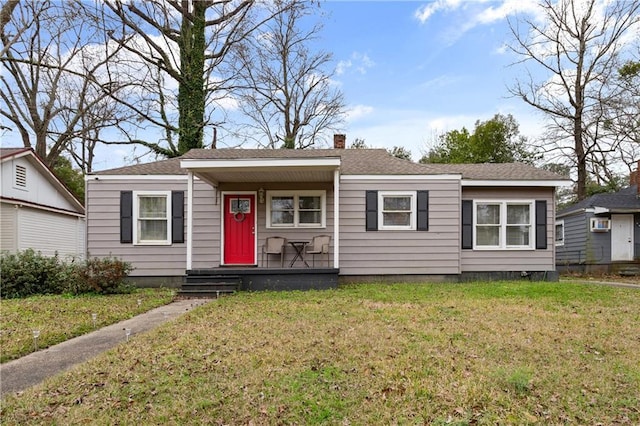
[590,206,610,215]
[461,179,571,187]
[341,174,462,181]
[180,158,341,170]
[86,174,189,181]
[1,198,85,217]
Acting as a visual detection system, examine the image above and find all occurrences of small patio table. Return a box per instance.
[288,240,310,267]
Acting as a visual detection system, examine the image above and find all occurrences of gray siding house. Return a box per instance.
[86,140,567,291]
[556,163,640,274]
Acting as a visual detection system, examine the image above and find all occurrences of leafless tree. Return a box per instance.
[600,55,640,178]
[101,0,288,157]
[0,0,21,57]
[230,0,345,149]
[508,0,640,199]
[0,0,135,169]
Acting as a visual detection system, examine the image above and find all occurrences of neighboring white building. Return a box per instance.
[1,148,85,259]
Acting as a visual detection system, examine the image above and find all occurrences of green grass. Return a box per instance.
[1,281,639,425]
[0,288,175,362]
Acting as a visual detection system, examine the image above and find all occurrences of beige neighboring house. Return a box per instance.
[0,148,85,259]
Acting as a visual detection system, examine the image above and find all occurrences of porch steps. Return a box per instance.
[179,273,241,298]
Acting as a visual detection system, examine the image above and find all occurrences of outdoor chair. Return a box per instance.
[305,234,331,267]
[261,236,286,267]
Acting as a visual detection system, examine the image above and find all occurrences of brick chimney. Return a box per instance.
[333,134,346,149]
[630,161,639,184]
[631,160,640,196]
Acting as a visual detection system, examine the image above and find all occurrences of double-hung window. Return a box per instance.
[378,191,416,230]
[474,200,534,249]
[267,190,325,228]
[134,191,171,244]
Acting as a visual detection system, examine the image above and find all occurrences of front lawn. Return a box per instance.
[0,288,175,363]
[2,281,639,424]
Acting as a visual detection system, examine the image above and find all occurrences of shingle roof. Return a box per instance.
[559,185,640,215]
[181,148,441,175]
[423,162,565,181]
[94,148,565,181]
[95,157,185,175]
[0,147,30,159]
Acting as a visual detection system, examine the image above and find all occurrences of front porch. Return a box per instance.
[179,267,340,297]
[180,152,342,274]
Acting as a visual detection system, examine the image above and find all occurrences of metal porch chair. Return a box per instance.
[261,236,286,267]
[305,235,331,267]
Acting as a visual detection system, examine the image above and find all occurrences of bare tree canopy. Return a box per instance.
[230,0,345,149]
[101,0,290,157]
[600,55,640,179]
[0,0,134,169]
[508,0,640,199]
[0,0,19,33]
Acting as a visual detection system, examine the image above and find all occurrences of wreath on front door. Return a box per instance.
[233,211,245,222]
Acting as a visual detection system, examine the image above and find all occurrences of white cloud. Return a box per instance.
[414,0,466,24]
[336,52,375,76]
[418,74,460,90]
[414,0,544,45]
[475,0,542,25]
[346,104,374,122]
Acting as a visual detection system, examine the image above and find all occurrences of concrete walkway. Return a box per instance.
[0,298,212,399]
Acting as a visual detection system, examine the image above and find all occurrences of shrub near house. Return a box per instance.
[0,249,133,298]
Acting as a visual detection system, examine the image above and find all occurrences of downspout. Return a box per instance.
[333,168,339,268]
[186,171,194,270]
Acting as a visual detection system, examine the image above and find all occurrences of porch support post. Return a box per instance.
[186,171,194,271]
[333,168,340,268]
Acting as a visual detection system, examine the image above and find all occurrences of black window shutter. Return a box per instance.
[461,200,473,249]
[535,200,547,249]
[172,191,185,244]
[417,190,429,231]
[120,191,133,244]
[365,191,378,231]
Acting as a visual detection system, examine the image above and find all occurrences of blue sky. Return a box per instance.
[315,0,546,160]
[2,0,551,169]
[103,0,547,168]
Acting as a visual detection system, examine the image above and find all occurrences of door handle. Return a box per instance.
[252,226,255,235]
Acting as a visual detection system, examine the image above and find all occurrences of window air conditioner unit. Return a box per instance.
[590,218,610,232]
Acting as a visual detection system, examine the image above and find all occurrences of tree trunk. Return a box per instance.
[574,120,587,200]
[177,0,206,155]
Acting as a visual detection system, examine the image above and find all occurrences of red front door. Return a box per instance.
[223,194,255,265]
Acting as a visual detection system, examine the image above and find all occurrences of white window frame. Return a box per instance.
[266,190,326,229]
[555,220,565,246]
[473,200,534,250]
[378,191,417,231]
[590,217,611,232]
[133,191,172,245]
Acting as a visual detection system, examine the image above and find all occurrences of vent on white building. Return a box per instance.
[14,164,27,188]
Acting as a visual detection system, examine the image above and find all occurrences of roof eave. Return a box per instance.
[179,157,342,169]
[461,179,571,187]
